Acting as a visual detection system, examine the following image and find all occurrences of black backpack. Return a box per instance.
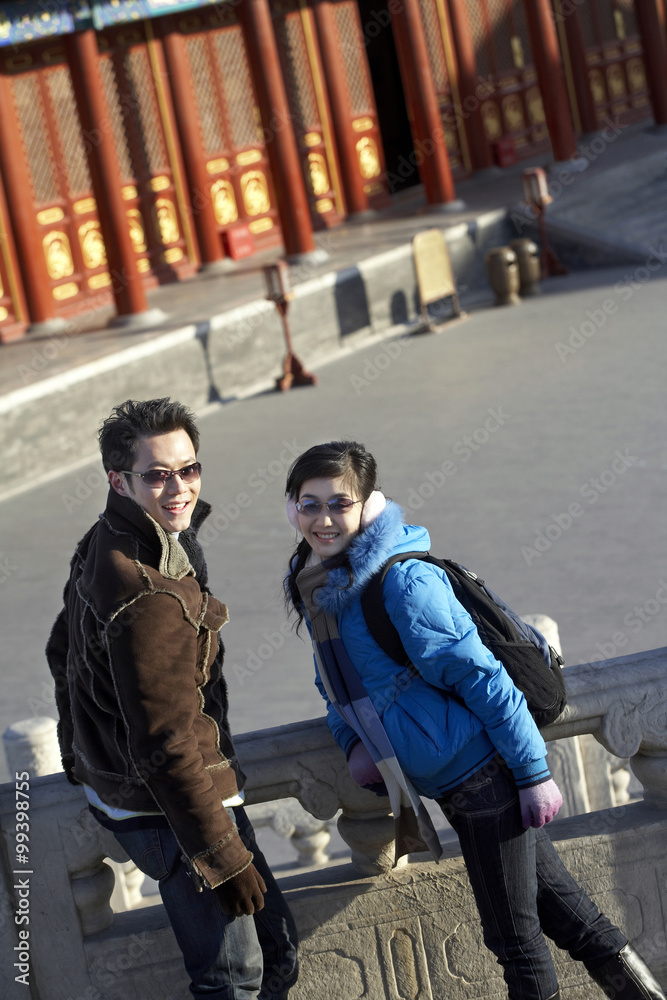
[360,551,567,729]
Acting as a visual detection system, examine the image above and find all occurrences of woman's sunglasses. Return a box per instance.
[295,498,362,517]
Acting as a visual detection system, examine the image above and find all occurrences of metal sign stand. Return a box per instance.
[522,168,568,278]
[264,261,318,391]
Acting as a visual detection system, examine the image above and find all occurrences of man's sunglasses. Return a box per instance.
[295,498,361,517]
[121,462,202,489]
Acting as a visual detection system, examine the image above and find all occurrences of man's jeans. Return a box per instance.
[111,806,298,1000]
[437,756,626,1000]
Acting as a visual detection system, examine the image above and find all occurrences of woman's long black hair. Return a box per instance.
[284,441,378,630]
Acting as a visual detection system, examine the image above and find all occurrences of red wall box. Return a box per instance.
[492,136,517,168]
[222,224,255,260]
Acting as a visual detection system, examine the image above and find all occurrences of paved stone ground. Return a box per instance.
[1,118,666,869]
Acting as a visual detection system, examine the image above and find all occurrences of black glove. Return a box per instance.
[62,753,79,785]
[215,863,267,917]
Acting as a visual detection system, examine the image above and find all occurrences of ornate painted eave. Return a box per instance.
[0,0,228,48]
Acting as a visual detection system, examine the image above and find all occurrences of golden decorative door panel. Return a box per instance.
[0,172,26,341]
[417,0,469,175]
[97,23,197,283]
[165,7,280,249]
[326,0,390,203]
[575,0,650,125]
[271,0,346,227]
[463,0,550,159]
[1,43,114,317]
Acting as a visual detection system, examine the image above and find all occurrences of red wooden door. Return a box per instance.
[318,0,390,205]
[463,0,550,160]
[1,42,114,318]
[271,0,347,227]
[162,7,281,251]
[96,22,198,283]
[417,0,469,176]
[577,0,651,126]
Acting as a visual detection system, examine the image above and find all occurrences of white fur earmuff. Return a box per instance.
[360,490,386,527]
[286,497,300,531]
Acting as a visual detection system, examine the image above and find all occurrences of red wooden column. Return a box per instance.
[161,28,227,268]
[561,5,599,135]
[64,29,152,321]
[237,0,316,258]
[445,0,494,171]
[0,164,28,342]
[312,0,368,216]
[521,0,577,161]
[634,0,667,126]
[390,0,458,205]
[0,74,64,330]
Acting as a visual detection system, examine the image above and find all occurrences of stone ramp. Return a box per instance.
[548,146,667,254]
[516,127,667,270]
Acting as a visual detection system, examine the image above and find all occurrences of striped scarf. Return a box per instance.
[297,560,443,866]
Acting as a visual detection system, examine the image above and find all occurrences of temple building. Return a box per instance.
[0,0,665,342]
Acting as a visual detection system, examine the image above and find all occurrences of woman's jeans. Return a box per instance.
[437,756,626,1000]
[110,806,298,1000]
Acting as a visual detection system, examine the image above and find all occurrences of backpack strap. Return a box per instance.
[360,551,430,666]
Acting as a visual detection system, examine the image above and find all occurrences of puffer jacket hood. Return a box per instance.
[314,501,430,615]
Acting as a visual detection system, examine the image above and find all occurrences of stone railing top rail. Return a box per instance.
[540,647,667,759]
[2,647,666,822]
[231,648,667,816]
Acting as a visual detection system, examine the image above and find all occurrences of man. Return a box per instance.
[47,398,298,1000]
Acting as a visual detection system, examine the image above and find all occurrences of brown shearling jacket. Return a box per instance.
[46,488,252,890]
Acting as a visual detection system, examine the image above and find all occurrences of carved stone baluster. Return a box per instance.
[291,827,331,867]
[64,804,131,932]
[337,810,402,875]
[109,858,148,909]
[609,756,632,806]
[278,742,402,874]
[70,860,116,936]
[630,752,667,808]
[245,798,334,867]
[2,717,61,777]
[599,672,667,808]
[2,717,146,914]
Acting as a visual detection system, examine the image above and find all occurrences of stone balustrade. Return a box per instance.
[243,799,336,869]
[0,646,665,1000]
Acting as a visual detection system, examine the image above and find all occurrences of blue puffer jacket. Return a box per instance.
[310,501,549,798]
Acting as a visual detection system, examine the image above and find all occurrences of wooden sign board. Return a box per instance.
[412,228,461,329]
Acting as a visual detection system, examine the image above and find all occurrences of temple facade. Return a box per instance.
[0,0,665,341]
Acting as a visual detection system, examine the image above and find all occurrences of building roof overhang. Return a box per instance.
[0,0,221,48]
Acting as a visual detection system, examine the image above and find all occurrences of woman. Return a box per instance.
[284,440,664,1000]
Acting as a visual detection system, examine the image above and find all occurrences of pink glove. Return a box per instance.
[348,741,383,787]
[518,779,563,828]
